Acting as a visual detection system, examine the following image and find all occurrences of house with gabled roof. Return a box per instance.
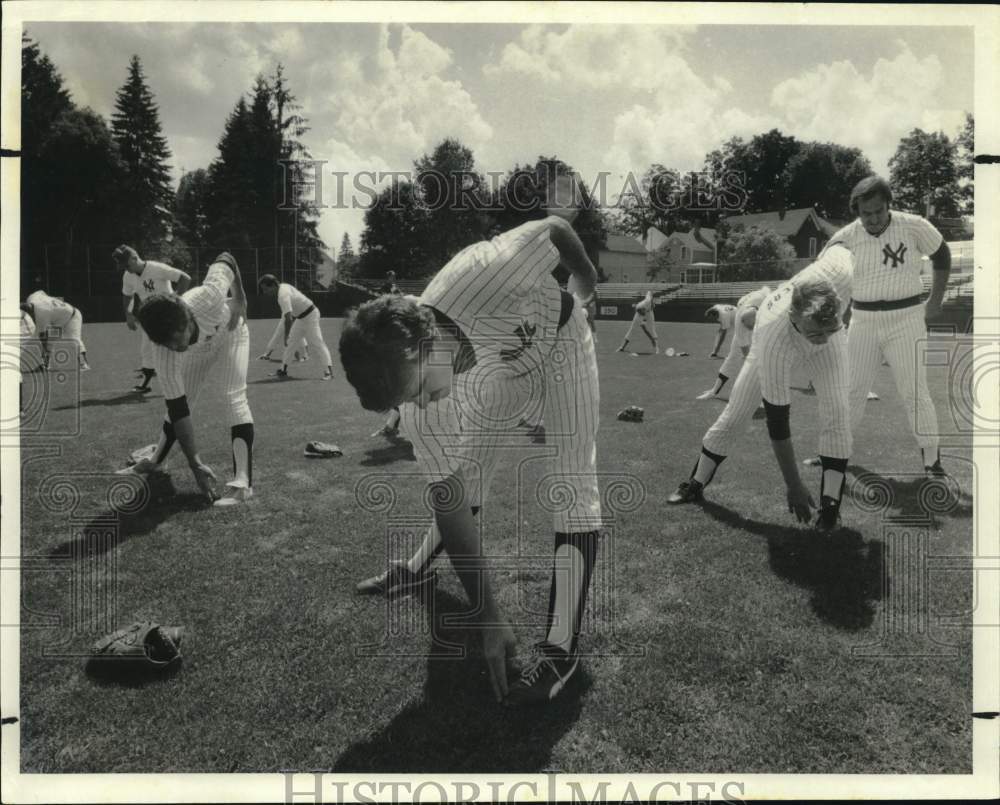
[597,232,649,283]
[645,225,717,283]
[721,207,836,259]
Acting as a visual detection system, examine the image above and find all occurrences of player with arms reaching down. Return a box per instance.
[667,246,854,530]
[119,252,255,507]
[256,275,334,381]
[821,176,950,478]
[616,290,659,354]
[114,245,191,393]
[341,174,602,706]
[20,290,91,371]
[697,286,771,400]
[704,302,736,358]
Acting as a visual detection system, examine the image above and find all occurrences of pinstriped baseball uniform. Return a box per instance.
[401,218,601,533]
[152,263,252,426]
[822,212,942,452]
[123,261,184,369]
[622,291,657,342]
[719,286,770,381]
[26,291,86,353]
[703,246,853,459]
[274,283,332,369]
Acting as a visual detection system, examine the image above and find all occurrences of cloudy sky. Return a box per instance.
[27,20,974,254]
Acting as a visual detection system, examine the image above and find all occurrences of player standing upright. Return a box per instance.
[114,245,191,393]
[667,246,854,530]
[616,290,659,354]
[19,290,90,371]
[704,303,736,357]
[697,286,771,400]
[341,173,602,706]
[820,176,950,477]
[119,252,255,507]
[256,275,334,380]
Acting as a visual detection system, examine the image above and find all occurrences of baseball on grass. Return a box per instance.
[665,347,675,357]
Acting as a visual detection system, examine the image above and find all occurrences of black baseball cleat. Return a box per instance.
[506,641,579,707]
[925,460,949,479]
[355,561,435,599]
[667,479,704,504]
[275,368,289,379]
[814,496,841,531]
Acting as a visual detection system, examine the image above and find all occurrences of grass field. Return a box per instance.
[18,316,974,774]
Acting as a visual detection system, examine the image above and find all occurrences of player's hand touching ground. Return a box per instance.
[786,482,816,523]
[191,462,219,502]
[481,619,517,704]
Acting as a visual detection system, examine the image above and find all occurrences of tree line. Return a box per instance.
[20,33,324,297]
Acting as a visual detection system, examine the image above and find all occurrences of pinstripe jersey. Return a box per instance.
[277,283,313,317]
[122,261,183,302]
[752,246,853,406]
[26,291,75,330]
[822,211,942,302]
[635,291,654,314]
[419,218,564,376]
[154,263,235,399]
[733,286,770,349]
[708,304,736,329]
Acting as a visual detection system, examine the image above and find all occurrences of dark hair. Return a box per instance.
[339,295,436,411]
[135,293,190,347]
[112,244,138,268]
[257,274,279,291]
[849,176,892,214]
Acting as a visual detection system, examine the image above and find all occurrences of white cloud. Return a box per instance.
[484,24,695,92]
[769,43,956,173]
[326,24,493,159]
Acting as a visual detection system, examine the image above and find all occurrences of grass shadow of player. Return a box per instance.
[333,586,590,773]
[700,500,884,631]
[359,440,416,466]
[248,375,308,385]
[53,391,154,410]
[47,473,209,559]
[846,463,973,521]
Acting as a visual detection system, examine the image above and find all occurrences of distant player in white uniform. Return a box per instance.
[20,290,90,371]
[705,303,736,357]
[667,246,854,530]
[697,286,771,400]
[616,290,659,354]
[256,275,334,380]
[119,252,254,507]
[341,173,601,707]
[114,245,191,393]
[820,176,950,477]
[260,320,309,364]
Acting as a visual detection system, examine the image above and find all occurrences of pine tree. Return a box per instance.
[111,55,174,248]
[206,97,256,252]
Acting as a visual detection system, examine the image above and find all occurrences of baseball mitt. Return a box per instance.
[87,621,183,677]
[616,405,645,423]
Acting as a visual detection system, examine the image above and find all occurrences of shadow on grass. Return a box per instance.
[248,375,308,385]
[47,473,208,559]
[83,657,184,689]
[53,391,154,410]
[846,463,973,521]
[333,587,589,773]
[700,500,884,631]
[360,440,416,466]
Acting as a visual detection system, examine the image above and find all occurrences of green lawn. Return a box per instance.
[19,317,974,774]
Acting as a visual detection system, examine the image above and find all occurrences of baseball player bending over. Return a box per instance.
[260,318,309,363]
[697,286,771,400]
[341,176,602,706]
[617,290,659,354]
[20,290,90,371]
[668,246,854,530]
[121,252,254,507]
[821,176,950,478]
[257,275,334,380]
[115,245,191,393]
[704,303,736,357]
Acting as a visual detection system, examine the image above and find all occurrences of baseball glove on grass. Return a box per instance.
[87,621,183,679]
[617,405,645,423]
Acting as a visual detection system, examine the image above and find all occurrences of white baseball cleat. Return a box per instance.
[867,391,880,400]
[695,390,717,401]
[213,483,253,507]
[116,458,167,476]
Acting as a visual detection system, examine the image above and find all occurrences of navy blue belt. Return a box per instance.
[853,295,922,312]
[296,304,316,319]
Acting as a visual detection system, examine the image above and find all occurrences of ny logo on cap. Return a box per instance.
[882,242,907,268]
